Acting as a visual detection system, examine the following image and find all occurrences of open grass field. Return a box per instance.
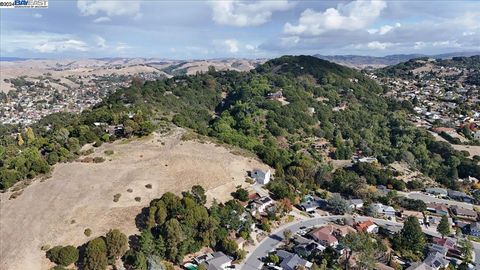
[0,127,269,270]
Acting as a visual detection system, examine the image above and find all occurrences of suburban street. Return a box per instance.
[241,215,480,270]
[402,191,474,210]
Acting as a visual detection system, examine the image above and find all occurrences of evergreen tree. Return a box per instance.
[397,216,426,259]
[437,215,450,238]
[84,237,108,270]
[105,229,128,261]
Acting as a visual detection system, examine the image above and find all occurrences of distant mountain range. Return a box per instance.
[314,51,480,69]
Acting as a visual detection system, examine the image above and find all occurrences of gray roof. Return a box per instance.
[470,222,480,231]
[424,252,449,269]
[203,252,232,270]
[279,253,311,270]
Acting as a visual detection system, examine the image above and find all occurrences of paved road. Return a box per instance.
[402,191,474,210]
[241,215,480,270]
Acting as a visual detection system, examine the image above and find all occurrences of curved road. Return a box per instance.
[241,215,480,270]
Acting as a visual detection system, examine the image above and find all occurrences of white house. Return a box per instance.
[252,169,271,185]
[475,131,480,140]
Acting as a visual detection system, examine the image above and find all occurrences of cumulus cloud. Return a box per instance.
[284,0,387,36]
[368,22,401,35]
[224,39,239,53]
[1,31,89,53]
[77,0,142,19]
[210,0,294,27]
[93,16,111,23]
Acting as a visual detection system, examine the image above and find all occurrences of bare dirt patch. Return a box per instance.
[0,127,269,270]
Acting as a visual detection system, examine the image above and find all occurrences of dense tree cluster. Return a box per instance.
[46,229,128,270]
[125,186,251,268]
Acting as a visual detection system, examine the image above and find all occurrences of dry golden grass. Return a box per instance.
[0,127,269,270]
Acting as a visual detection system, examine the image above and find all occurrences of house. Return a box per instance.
[294,242,325,257]
[450,205,477,219]
[276,250,313,270]
[474,130,480,140]
[467,222,480,237]
[105,124,124,136]
[249,196,275,216]
[266,91,283,100]
[378,224,402,236]
[354,220,379,233]
[371,203,396,219]
[431,237,456,251]
[428,244,448,256]
[352,156,378,164]
[406,262,434,270]
[426,203,449,216]
[309,227,339,247]
[348,199,364,210]
[193,253,214,265]
[447,189,473,203]
[425,188,448,197]
[251,169,271,185]
[402,210,425,225]
[423,252,450,270]
[198,252,233,270]
[299,198,327,212]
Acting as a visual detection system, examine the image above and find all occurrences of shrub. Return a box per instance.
[113,193,121,202]
[104,150,114,155]
[84,228,92,237]
[127,188,133,193]
[93,157,105,163]
[231,187,249,202]
[135,197,142,202]
[57,246,79,266]
[46,245,79,266]
[93,141,103,147]
[46,246,62,263]
[145,184,152,189]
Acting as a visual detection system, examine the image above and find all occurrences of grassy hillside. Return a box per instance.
[1,56,479,197]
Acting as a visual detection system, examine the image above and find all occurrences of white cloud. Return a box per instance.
[95,35,107,49]
[284,0,387,36]
[368,22,401,35]
[33,13,42,19]
[1,31,89,53]
[245,44,256,51]
[210,0,294,27]
[77,0,141,19]
[432,40,462,48]
[224,39,239,53]
[35,40,89,53]
[93,16,111,23]
[366,41,392,50]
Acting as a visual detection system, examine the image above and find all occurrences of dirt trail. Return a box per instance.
[0,128,269,270]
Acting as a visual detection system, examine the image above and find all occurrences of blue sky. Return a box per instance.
[1,0,479,59]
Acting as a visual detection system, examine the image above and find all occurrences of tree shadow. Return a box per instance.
[135,206,150,230]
